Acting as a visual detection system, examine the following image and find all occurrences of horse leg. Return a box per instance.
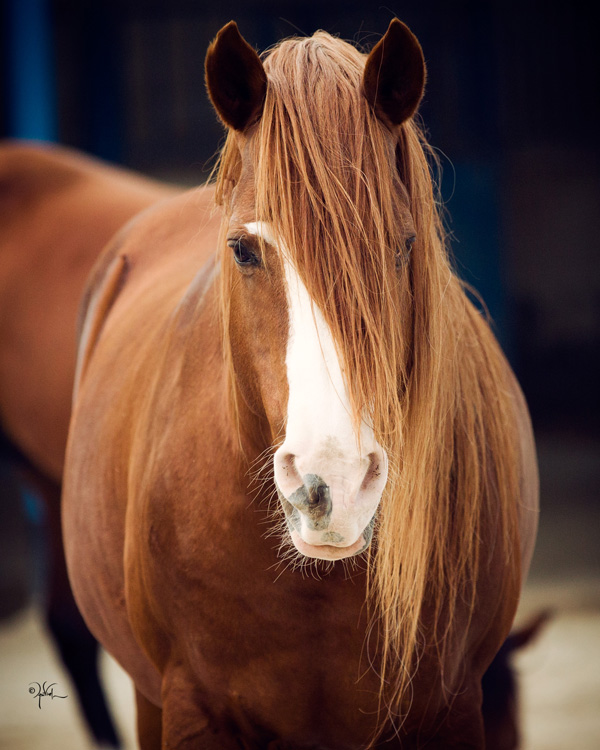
[40,476,121,748]
[136,688,162,750]
[481,640,519,750]
[160,670,241,750]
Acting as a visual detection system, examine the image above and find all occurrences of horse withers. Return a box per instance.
[63,20,539,749]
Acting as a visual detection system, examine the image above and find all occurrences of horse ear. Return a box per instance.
[205,21,267,132]
[362,18,426,128]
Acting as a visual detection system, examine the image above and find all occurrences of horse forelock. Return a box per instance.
[256,33,414,435]
[214,30,522,732]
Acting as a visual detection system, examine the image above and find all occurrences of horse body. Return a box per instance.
[63,20,538,749]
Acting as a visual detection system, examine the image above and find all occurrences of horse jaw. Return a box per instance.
[244,222,389,561]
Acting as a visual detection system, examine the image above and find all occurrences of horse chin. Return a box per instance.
[289,529,369,561]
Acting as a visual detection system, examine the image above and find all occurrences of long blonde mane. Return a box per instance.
[215,31,521,732]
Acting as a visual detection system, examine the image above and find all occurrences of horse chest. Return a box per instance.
[198,604,367,721]
[138,517,380,742]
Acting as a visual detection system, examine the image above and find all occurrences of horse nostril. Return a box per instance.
[307,481,325,506]
[360,451,386,492]
[304,475,331,512]
[285,473,332,521]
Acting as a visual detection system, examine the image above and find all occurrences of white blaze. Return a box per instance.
[244,222,388,557]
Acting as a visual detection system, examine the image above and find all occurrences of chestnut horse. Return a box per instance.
[0,142,177,745]
[63,20,539,749]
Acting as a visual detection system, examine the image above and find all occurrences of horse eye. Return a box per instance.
[227,239,260,267]
[405,235,416,253]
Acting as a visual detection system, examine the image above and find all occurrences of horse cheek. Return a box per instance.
[229,277,288,437]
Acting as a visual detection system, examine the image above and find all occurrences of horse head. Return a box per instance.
[205,20,425,562]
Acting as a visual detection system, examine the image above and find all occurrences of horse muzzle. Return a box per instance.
[273,447,387,560]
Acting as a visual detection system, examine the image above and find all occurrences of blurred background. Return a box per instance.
[1,0,599,748]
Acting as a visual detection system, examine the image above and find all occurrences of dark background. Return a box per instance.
[1,0,599,587]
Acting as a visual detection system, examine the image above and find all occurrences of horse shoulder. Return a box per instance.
[65,188,223,706]
[73,229,132,402]
[469,307,539,586]
[507,367,539,583]
[463,343,540,703]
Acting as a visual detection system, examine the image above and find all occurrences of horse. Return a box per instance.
[63,19,539,749]
[0,141,178,746]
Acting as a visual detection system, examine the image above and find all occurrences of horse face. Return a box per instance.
[226,209,388,562]
[221,144,390,561]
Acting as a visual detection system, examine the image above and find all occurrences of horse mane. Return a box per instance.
[214,31,521,734]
